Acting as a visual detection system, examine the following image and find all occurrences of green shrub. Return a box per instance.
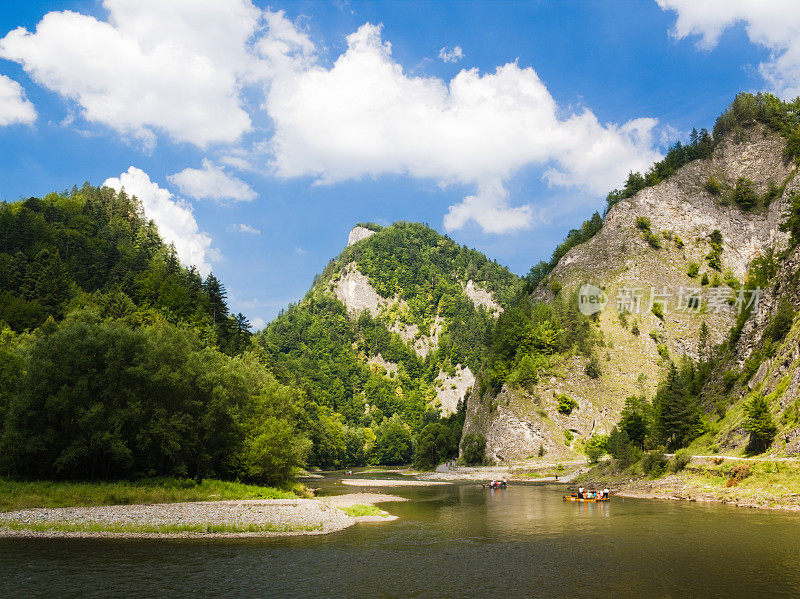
[706,230,723,271]
[671,448,692,472]
[763,181,782,205]
[630,320,640,336]
[705,176,723,195]
[563,429,574,445]
[734,177,758,210]
[651,302,665,321]
[636,216,652,231]
[557,394,579,415]
[461,433,486,466]
[700,272,710,285]
[687,263,700,278]
[674,236,684,249]
[585,355,602,379]
[722,370,738,391]
[642,450,668,475]
[763,298,794,343]
[723,269,740,289]
[715,397,728,419]
[645,231,662,249]
[780,191,800,248]
[584,434,607,463]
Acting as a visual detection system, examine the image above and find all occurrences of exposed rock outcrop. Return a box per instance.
[347,226,376,246]
[463,280,503,315]
[435,365,474,415]
[464,124,798,462]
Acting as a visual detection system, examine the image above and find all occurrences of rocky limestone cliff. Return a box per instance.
[326,226,509,414]
[464,125,798,463]
[347,226,376,246]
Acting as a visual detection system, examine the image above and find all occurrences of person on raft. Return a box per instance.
[578,486,584,499]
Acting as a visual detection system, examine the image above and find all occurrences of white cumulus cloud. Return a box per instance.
[0,0,263,147]
[169,159,257,202]
[228,223,261,234]
[266,23,661,233]
[2,3,663,234]
[0,74,36,126]
[658,0,800,98]
[104,167,216,275]
[439,46,464,63]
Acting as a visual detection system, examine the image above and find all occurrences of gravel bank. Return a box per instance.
[0,493,405,539]
[340,478,451,487]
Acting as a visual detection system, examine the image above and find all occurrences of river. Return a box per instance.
[2,475,800,597]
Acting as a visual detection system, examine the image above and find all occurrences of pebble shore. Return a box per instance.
[0,493,406,539]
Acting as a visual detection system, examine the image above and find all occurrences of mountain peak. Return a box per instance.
[347,225,378,246]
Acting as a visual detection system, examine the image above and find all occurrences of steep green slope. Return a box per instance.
[259,222,521,468]
[0,185,308,484]
[0,185,250,354]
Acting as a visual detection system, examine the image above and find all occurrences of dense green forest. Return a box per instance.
[0,186,250,354]
[478,290,601,398]
[0,191,515,479]
[0,186,317,483]
[259,222,521,469]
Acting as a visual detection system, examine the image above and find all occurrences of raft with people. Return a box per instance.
[563,494,609,502]
[483,479,507,489]
[564,487,610,501]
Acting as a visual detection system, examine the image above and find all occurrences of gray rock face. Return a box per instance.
[464,125,799,463]
[435,366,474,415]
[347,226,376,246]
[463,280,502,315]
[333,264,383,317]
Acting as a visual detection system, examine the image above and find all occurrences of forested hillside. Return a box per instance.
[259,221,521,469]
[0,186,250,354]
[0,186,307,483]
[0,193,522,479]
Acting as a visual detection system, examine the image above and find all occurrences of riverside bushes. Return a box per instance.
[726,464,752,487]
[671,449,691,472]
[0,314,310,484]
[461,433,486,466]
[642,450,668,475]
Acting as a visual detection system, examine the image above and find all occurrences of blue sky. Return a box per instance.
[0,1,794,327]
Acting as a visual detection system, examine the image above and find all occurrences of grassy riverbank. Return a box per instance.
[0,478,303,513]
[338,504,390,518]
[0,519,320,536]
[577,457,800,510]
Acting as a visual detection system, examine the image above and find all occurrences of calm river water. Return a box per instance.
[2,475,800,597]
